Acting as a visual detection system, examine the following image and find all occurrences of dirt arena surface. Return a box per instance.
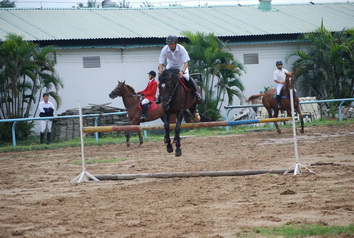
[1,123,354,237]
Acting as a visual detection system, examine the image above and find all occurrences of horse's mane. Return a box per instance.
[159,69,180,84]
[124,84,137,94]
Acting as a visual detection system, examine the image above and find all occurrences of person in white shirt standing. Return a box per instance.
[156,35,201,104]
[38,93,54,144]
[273,61,289,108]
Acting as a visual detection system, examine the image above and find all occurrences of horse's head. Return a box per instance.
[158,69,179,111]
[285,72,295,90]
[109,81,126,99]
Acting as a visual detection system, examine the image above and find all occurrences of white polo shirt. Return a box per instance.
[273,68,289,83]
[159,43,190,71]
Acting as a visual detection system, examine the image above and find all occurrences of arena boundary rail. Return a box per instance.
[224,98,354,132]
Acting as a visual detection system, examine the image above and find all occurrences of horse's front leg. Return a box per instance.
[125,131,131,147]
[174,111,184,157]
[296,106,305,134]
[163,113,173,153]
[273,109,282,134]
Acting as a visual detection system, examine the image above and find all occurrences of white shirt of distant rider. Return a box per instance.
[39,100,54,117]
[159,43,190,71]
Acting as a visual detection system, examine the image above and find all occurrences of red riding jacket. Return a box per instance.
[138,79,158,102]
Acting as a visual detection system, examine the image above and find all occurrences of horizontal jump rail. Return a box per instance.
[83,117,291,133]
[92,169,290,180]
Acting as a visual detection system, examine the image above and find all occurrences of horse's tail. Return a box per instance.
[246,94,264,103]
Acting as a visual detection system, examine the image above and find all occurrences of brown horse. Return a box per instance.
[109,81,172,147]
[262,72,304,134]
[158,69,202,156]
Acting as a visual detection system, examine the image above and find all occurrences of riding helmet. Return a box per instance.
[166,35,178,44]
[276,61,283,66]
[148,70,156,77]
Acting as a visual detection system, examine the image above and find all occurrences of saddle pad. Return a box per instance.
[138,102,158,111]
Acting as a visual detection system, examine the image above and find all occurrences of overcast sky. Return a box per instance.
[14,0,351,8]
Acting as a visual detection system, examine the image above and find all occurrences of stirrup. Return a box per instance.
[155,97,161,104]
[140,114,147,120]
[277,103,282,109]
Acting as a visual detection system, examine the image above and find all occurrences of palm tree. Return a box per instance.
[181,31,245,120]
[0,34,63,141]
[287,22,354,100]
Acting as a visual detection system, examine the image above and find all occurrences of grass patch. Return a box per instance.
[249,223,354,237]
[72,158,130,165]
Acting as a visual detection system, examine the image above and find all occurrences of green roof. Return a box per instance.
[1,2,353,42]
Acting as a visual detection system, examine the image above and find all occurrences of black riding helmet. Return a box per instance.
[166,35,178,44]
[148,70,156,77]
[276,61,283,66]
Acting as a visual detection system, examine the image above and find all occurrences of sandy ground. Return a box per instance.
[0,123,354,237]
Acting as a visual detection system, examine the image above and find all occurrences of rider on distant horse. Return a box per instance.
[138,70,158,120]
[273,60,289,108]
[155,35,202,104]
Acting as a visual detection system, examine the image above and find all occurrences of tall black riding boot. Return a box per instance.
[155,95,161,104]
[46,132,51,144]
[40,132,45,144]
[140,104,149,121]
[187,78,202,100]
[276,95,282,108]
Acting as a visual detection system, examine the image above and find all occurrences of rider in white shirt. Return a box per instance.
[273,61,288,108]
[38,93,55,144]
[156,35,201,103]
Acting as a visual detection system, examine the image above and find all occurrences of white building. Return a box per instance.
[1,1,354,117]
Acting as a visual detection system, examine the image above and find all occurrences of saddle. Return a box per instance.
[177,76,191,92]
[138,102,158,111]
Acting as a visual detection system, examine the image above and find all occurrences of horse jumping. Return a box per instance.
[262,72,304,134]
[109,81,172,147]
[158,69,202,156]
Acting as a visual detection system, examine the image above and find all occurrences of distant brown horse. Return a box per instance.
[262,72,304,134]
[109,81,175,147]
[158,69,202,156]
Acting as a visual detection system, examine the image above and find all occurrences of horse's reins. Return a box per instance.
[161,75,180,107]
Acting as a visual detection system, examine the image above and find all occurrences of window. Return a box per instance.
[83,56,100,68]
[243,53,259,65]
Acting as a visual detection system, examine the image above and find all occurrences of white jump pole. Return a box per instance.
[71,101,99,183]
[286,82,315,175]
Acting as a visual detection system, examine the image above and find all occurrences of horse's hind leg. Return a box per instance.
[138,131,143,145]
[125,131,131,147]
[296,105,305,134]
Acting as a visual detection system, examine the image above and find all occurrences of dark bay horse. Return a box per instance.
[158,69,202,156]
[109,81,173,147]
[262,72,304,134]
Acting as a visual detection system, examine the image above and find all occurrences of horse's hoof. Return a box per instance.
[277,130,282,134]
[126,143,130,148]
[175,148,182,157]
[300,129,304,134]
[167,144,173,153]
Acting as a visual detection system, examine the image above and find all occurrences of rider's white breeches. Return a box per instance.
[40,120,52,133]
[141,98,150,105]
[183,68,190,81]
[276,83,283,95]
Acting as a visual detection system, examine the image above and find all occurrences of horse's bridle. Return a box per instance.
[160,78,179,108]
